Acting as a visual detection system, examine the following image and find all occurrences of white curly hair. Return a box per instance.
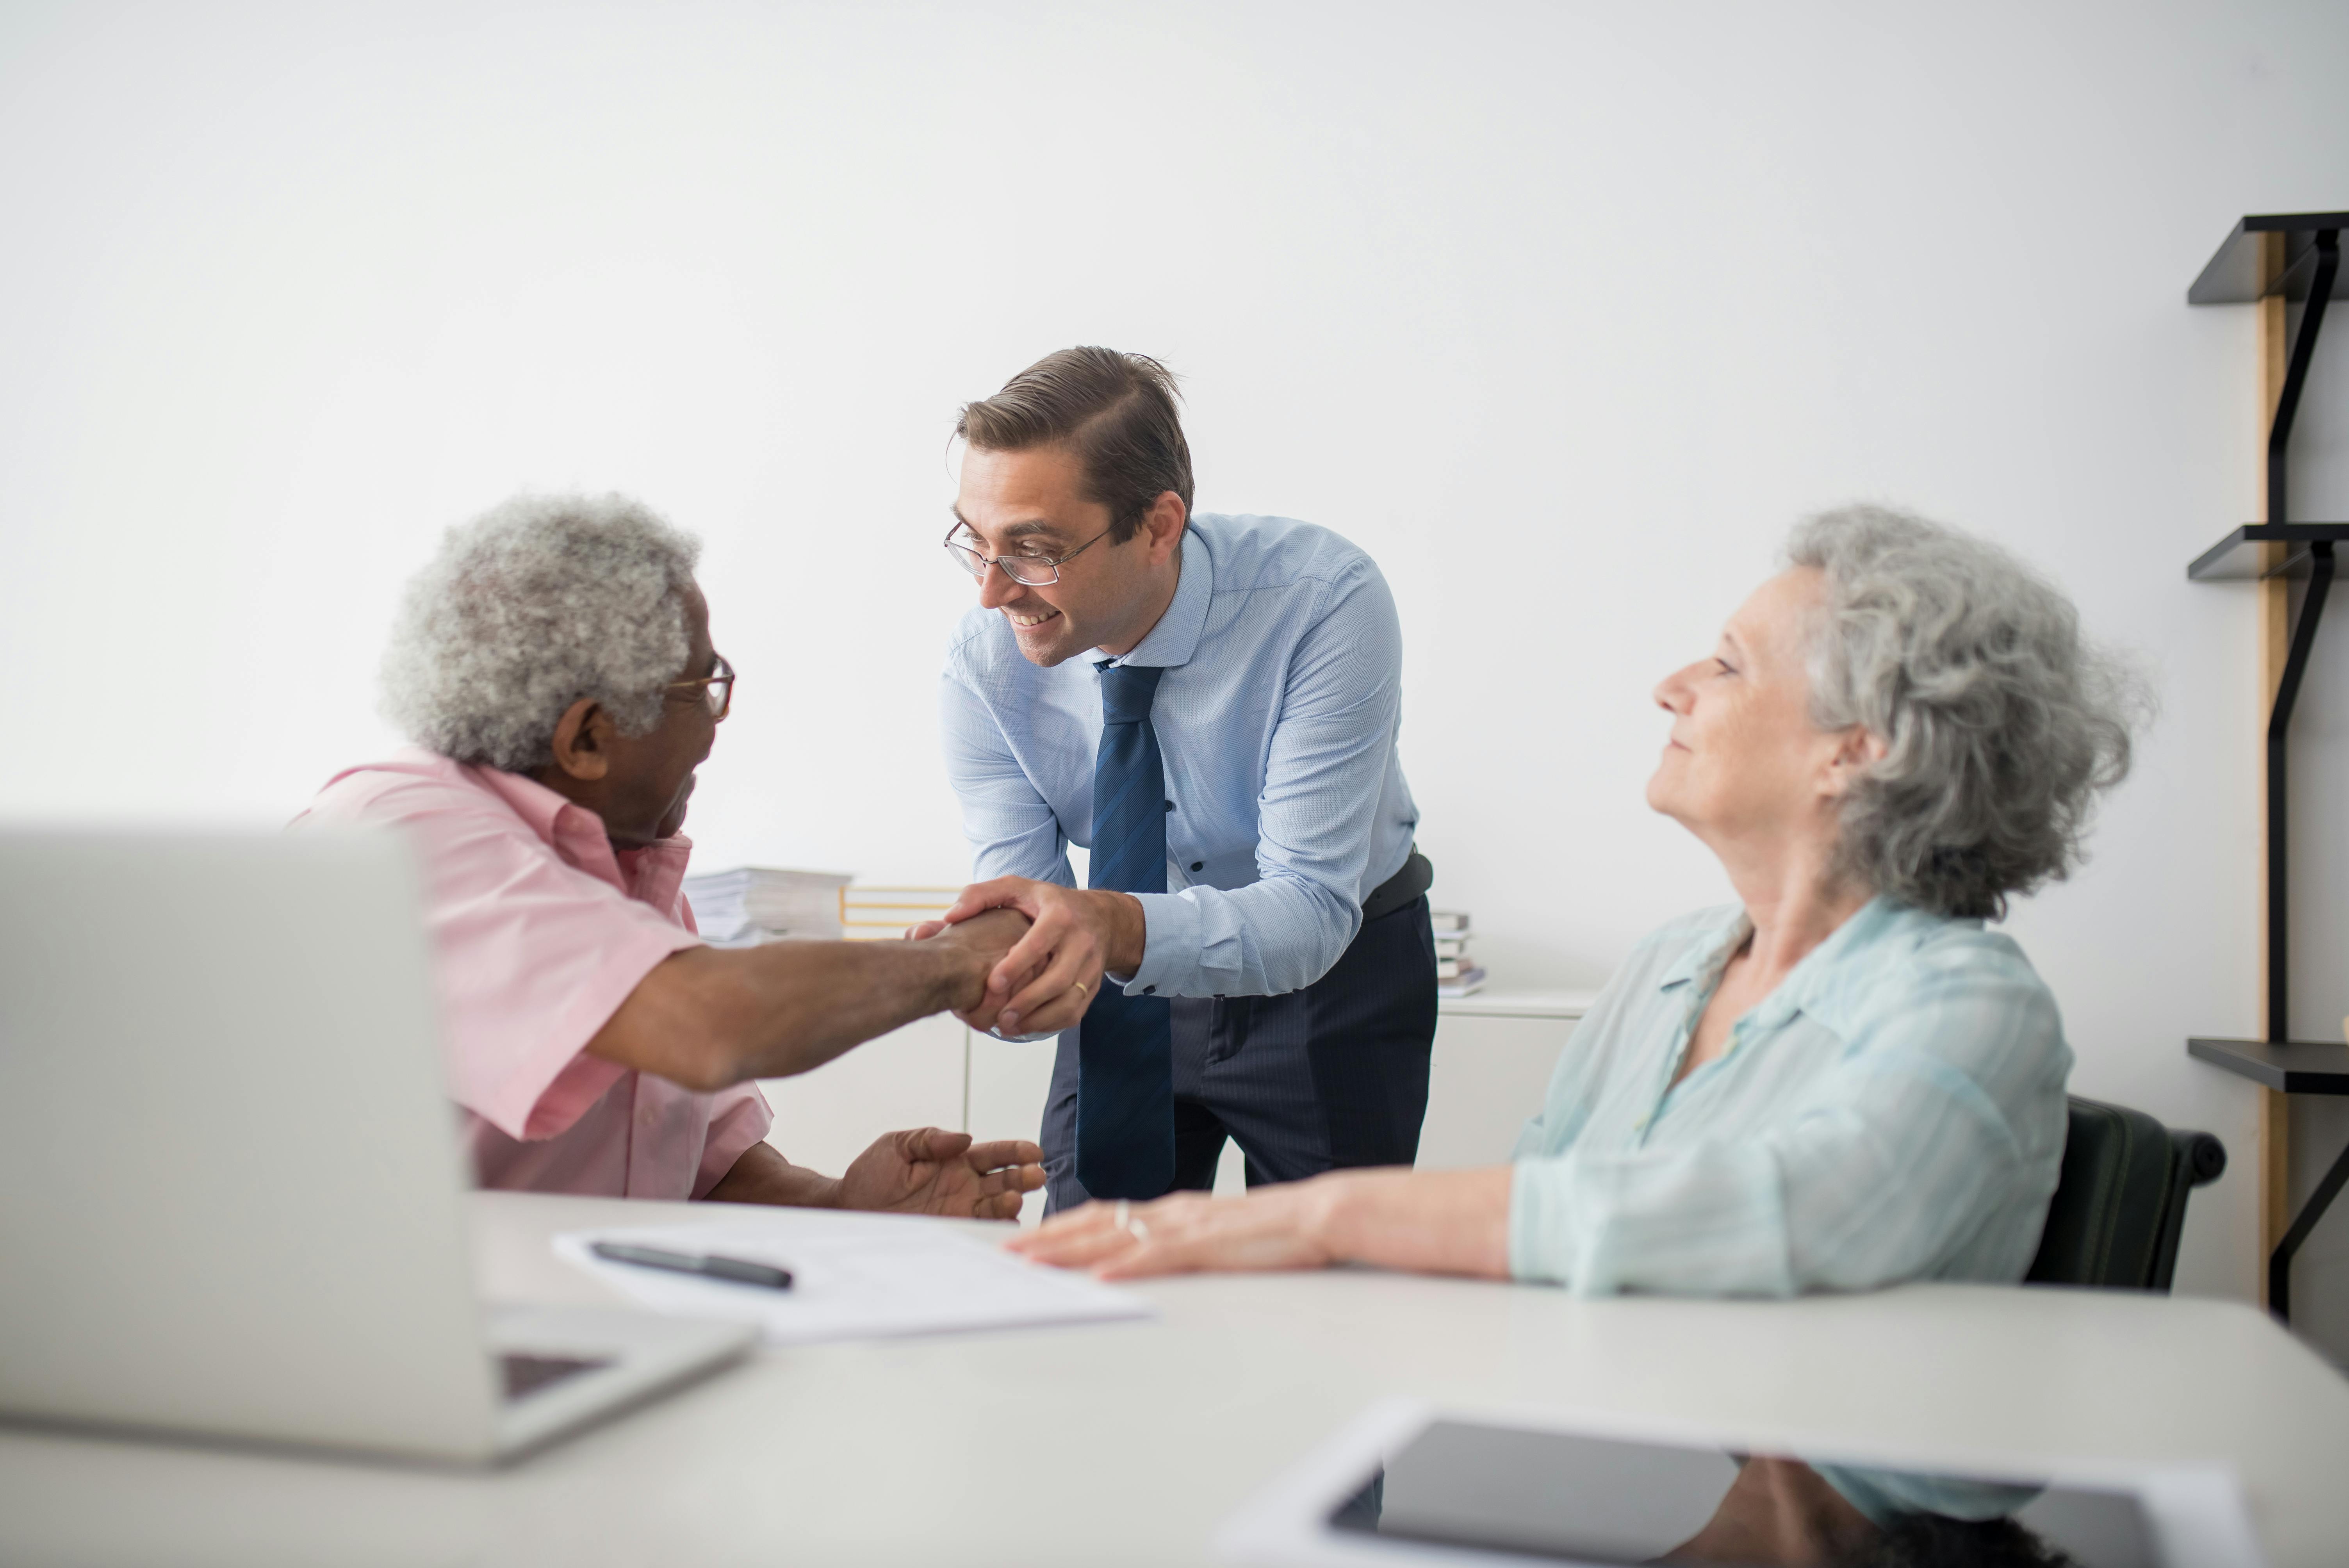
[380,492,703,773]
[1789,505,2144,920]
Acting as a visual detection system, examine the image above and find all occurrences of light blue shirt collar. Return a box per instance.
[1100,527,1210,670]
[1651,895,1907,1033]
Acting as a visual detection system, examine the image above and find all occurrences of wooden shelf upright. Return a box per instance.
[2183,212,2349,1322]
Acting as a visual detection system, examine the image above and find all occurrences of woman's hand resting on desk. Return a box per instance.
[1009,1186,1338,1277]
[1005,1167,1514,1279]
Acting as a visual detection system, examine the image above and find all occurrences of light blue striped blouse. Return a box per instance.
[1508,897,2071,1296]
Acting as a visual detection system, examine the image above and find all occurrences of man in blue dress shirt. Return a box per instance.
[933,346,1436,1213]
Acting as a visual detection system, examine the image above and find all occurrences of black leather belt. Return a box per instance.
[1360,845,1434,923]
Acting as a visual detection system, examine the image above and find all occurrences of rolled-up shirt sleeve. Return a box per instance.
[1127,559,1405,999]
[693,1083,776,1197]
[1509,951,2069,1296]
[315,782,702,1142]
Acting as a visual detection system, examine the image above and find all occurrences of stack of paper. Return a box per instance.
[1433,910,1486,997]
[681,867,851,946]
[555,1212,1153,1345]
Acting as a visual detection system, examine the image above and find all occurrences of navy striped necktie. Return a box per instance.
[1075,660,1176,1199]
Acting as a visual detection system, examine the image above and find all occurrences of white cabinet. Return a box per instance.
[762,992,1592,1221]
[1419,1002,1588,1168]
[963,1030,1057,1150]
[759,1016,1071,1224]
[757,1013,968,1185]
[965,1029,1068,1223]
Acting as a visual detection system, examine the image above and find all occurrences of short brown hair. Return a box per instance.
[956,347,1194,542]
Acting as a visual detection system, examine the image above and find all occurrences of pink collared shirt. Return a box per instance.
[293,748,771,1200]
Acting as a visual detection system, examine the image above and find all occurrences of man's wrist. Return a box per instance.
[927,934,989,1015]
[706,1144,847,1209]
[1090,889,1148,976]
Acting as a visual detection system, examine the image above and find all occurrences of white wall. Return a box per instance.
[6,2,2349,1344]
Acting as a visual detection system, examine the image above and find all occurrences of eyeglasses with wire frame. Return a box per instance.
[665,654,735,720]
[943,524,1115,586]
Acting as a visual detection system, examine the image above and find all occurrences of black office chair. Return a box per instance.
[2025,1095,2226,1292]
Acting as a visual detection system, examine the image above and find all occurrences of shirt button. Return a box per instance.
[1164,800,1175,813]
[1190,861,1204,871]
[1143,985,1157,995]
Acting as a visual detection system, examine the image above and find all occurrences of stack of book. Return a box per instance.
[841,885,962,941]
[680,867,851,947]
[1432,909,1485,998]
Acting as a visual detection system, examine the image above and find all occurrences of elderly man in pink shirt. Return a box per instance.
[298,493,1046,1217]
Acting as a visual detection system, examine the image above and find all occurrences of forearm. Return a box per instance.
[718,939,985,1077]
[702,1140,843,1207]
[1128,874,1358,998]
[1312,1166,1514,1279]
[587,937,982,1090]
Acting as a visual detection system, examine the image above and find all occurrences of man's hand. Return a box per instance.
[923,907,1039,1031]
[838,1127,1046,1221]
[939,876,1146,1037]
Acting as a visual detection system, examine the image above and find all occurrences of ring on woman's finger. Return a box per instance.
[1112,1199,1150,1243]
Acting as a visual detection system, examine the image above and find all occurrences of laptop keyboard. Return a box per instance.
[499,1352,610,1401]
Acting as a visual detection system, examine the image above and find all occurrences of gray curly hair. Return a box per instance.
[1789,506,2141,920]
[380,493,703,773]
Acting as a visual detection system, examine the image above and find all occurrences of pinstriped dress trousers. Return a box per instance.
[1042,893,1437,1214]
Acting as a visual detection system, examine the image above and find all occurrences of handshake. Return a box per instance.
[749,874,1144,1228]
[686,873,1150,1226]
[911,875,1146,1040]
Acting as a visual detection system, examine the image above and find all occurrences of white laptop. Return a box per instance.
[0,828,755,1463]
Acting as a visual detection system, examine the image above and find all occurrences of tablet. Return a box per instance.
[1215,1400,2263,1568]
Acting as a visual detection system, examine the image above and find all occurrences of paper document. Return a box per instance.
[554,1211,1153,1345]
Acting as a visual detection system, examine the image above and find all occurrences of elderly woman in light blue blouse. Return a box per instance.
[1011,505,2137,1297]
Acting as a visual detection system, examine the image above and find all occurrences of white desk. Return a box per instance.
[4,1190,2347,1567]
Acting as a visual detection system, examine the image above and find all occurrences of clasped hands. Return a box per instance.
[918,876,1360,1262]
[913,876,1148,1038]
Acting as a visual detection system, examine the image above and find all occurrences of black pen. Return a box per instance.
[590,1240,793,1290]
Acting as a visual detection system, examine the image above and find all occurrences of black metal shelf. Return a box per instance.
[2189,212,2349,305]
[2185,211,2345,1324]
[2187,524,2349,582]
[2188,1038,2349,1095]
